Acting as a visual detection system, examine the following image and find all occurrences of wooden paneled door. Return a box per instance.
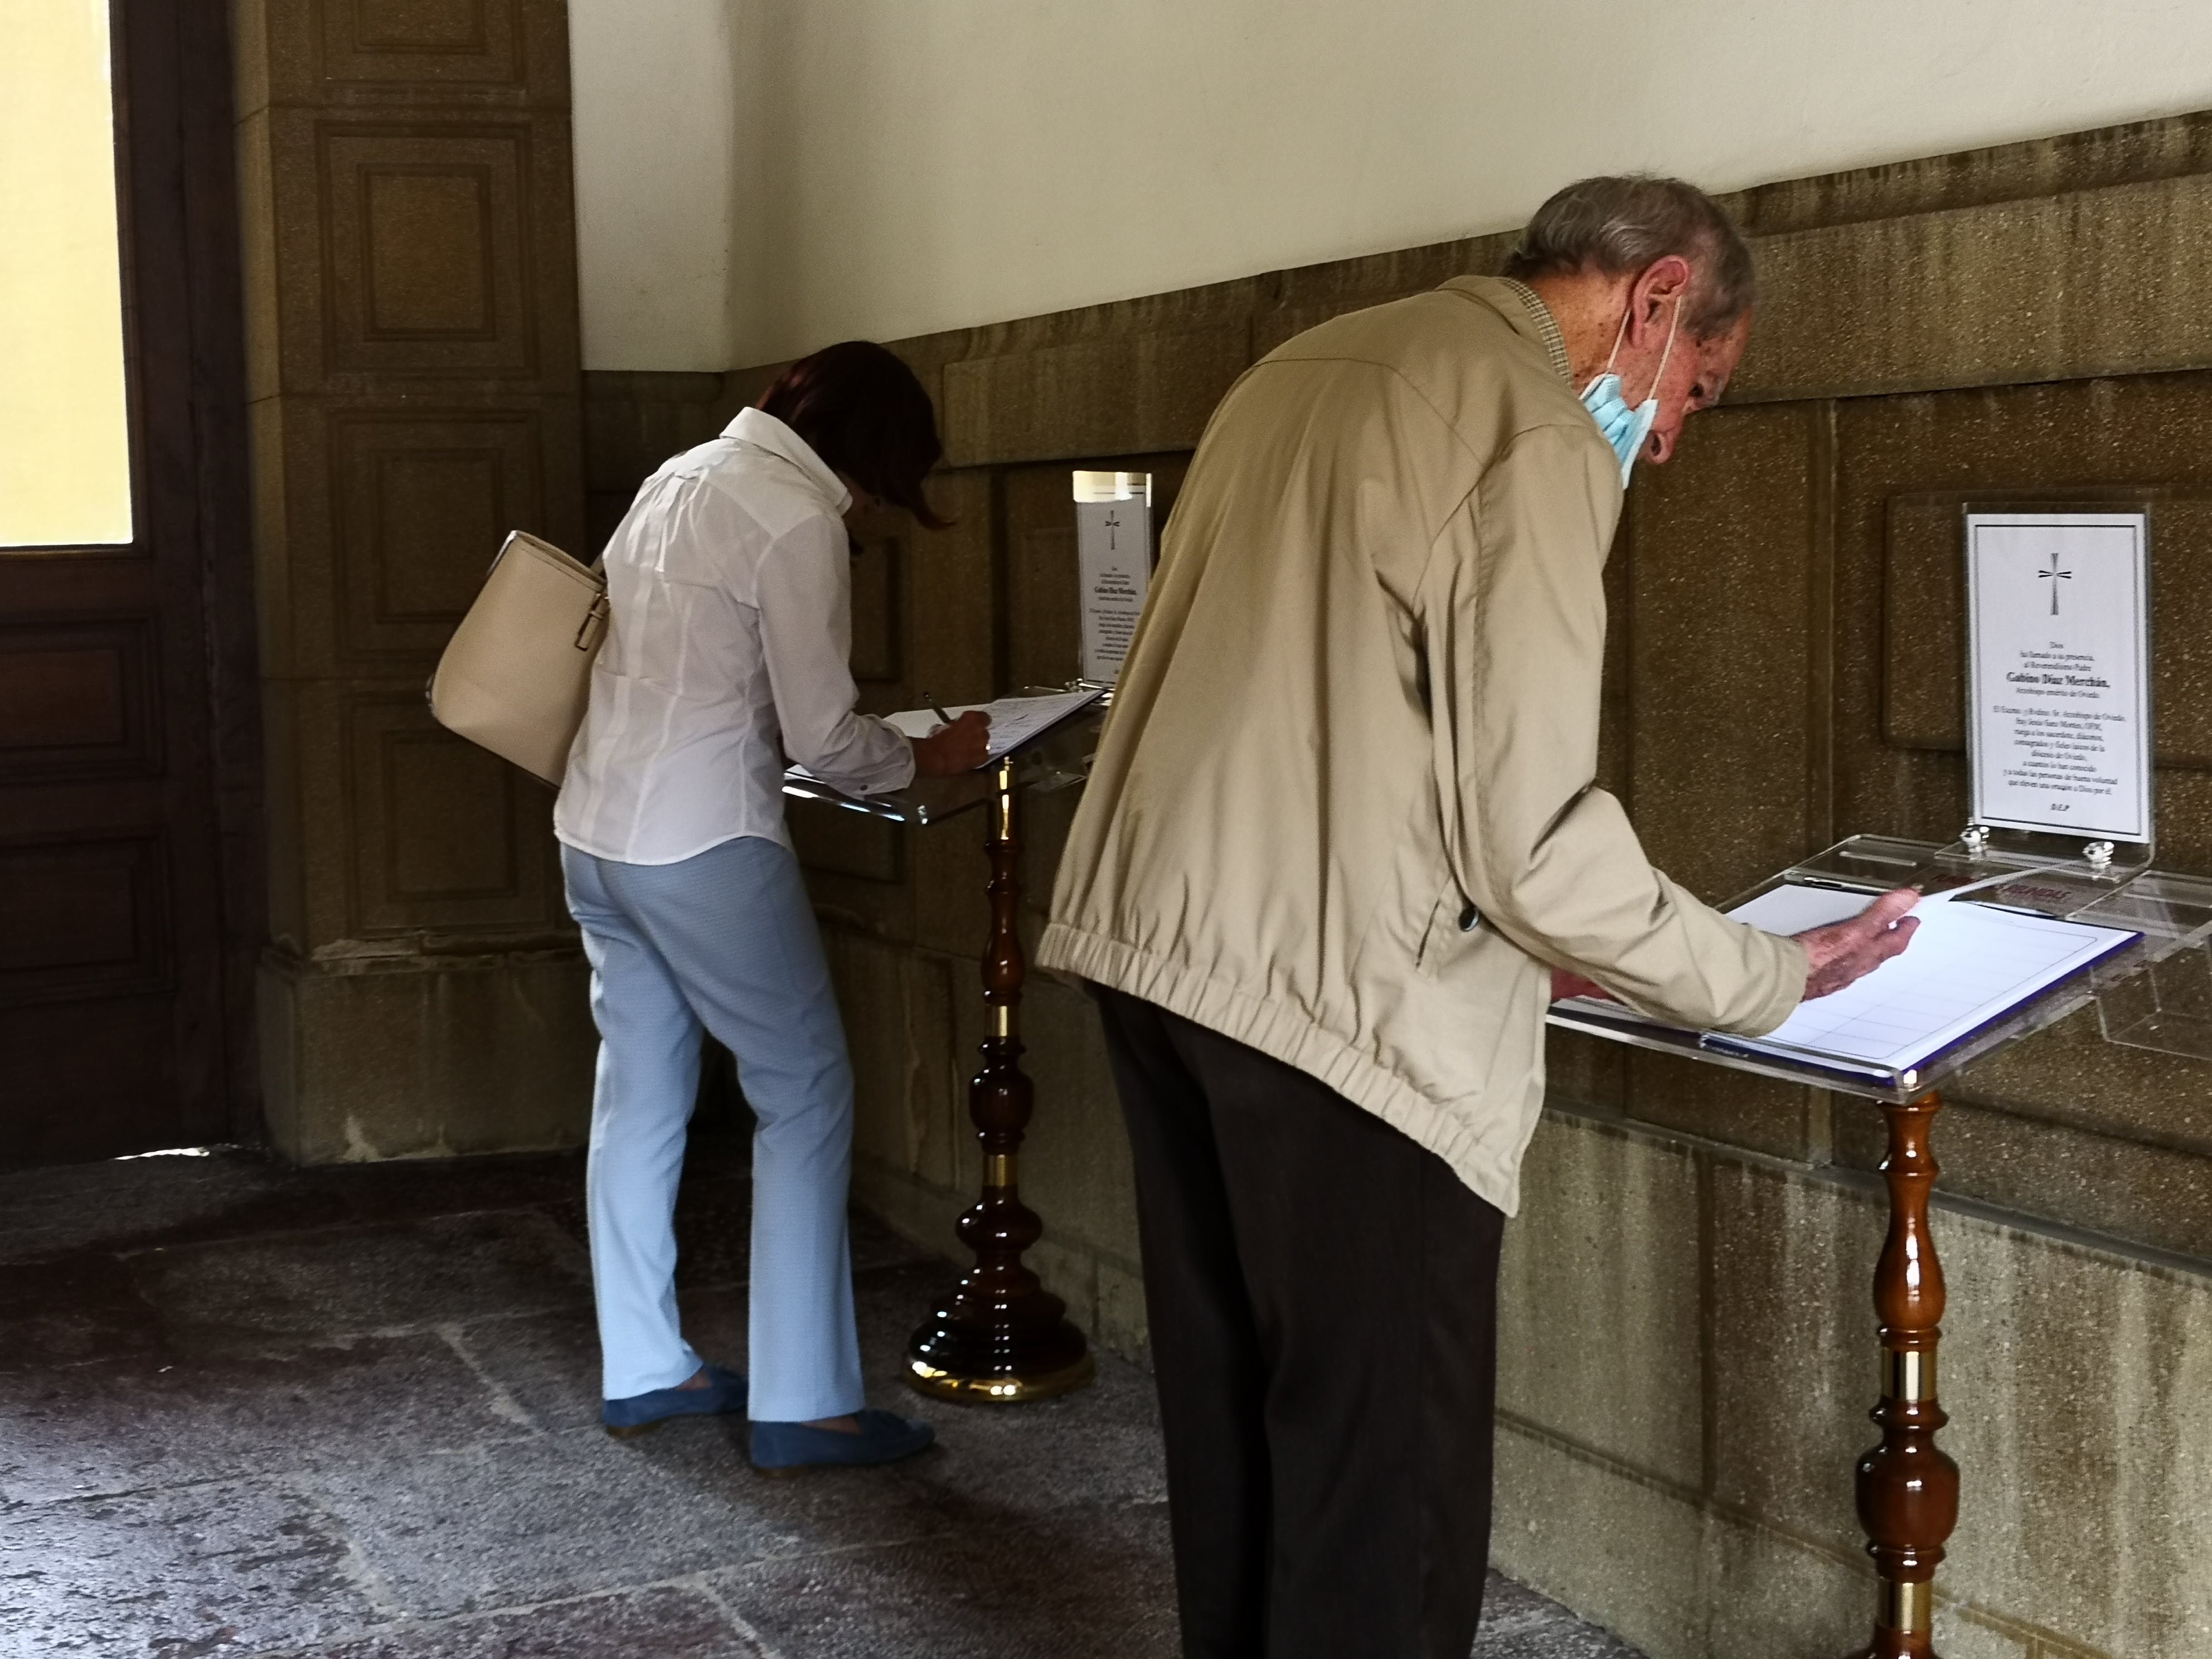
[0,2,256,1165]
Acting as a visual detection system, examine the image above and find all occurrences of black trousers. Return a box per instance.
[1092,987,1506,1659]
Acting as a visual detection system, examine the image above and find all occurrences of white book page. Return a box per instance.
[882,687,1105,765]
[1554,881,2139,1077]
[1720,886,2136,1070]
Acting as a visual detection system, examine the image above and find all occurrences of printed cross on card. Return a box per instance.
[2039,548,2073,616]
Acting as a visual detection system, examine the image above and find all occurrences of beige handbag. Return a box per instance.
[429,530,609,786]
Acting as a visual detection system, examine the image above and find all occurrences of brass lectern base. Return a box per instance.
[904,1351,1097,1406]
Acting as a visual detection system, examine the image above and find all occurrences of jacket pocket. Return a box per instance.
[1413,876,1482,976]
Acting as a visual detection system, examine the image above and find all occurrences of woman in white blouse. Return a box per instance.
[555,342,988,1471]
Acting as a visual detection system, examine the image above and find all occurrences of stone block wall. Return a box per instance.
[580,115,2212,1656]
[233,0,597,1161]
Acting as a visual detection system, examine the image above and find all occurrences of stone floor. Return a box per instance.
[0,1131,1645,1658]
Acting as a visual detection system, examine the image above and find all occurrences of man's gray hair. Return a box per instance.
[1501,175,1755,337]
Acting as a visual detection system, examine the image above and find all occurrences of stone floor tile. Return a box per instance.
[709,1500,1181,1659]
[283,1584,766,1658]
[125,1210,593,1351]
[856,1267,1170,1522]
[0,1142,1647,1659]
[0,1476,384,1655]
[300,1152,589,1230]
[310,1425,959,1621]
[454,1265,952,1435]
[440,1304,613,1432]
[0,1149,599,1272]
[1476,1570,1646,1657]
[446,1286,751,1432]
[0,1332,533,1505]
[0,1149,301,1262]
[0,1249,166,1370]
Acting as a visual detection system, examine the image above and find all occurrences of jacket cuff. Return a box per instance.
[1738,934,1811,1037]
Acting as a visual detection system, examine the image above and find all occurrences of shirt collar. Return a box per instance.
[1439,275,1574,386]
[1496,279,1574,384]
[723,407,853,513]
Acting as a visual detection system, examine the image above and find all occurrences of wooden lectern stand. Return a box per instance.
[903,755,1095,1402]
[784,707,1104,1407]
[1858,1090,1956,1658]
[1552,833,2212,1656]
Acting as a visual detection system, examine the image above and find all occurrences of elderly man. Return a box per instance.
[1039,176,1918,1658]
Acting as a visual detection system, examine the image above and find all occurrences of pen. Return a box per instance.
[923,691,955,726]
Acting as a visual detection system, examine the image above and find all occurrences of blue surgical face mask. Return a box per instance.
[1580,297,1682,487]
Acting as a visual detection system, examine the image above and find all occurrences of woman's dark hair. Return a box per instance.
[756,341,948,528]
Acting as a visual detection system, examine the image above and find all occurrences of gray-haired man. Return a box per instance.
[1040,177,1918,1656]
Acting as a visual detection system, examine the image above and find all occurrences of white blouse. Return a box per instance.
[554,409,916,865]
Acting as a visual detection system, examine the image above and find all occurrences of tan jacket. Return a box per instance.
[1037,276,1807,1215]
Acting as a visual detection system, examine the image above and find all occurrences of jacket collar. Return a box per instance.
[722,407,853,513]
[1437,275,1574,385]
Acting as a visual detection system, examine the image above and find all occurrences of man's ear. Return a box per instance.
[1627,254,1693,342]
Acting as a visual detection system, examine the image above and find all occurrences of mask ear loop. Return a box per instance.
[1598,302,1634,379]
[1651,297,1682,395]
[1603,289,1685,395]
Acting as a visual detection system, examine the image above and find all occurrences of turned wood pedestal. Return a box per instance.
[904,756,1095,1404]
[1856,1091,1961,1657]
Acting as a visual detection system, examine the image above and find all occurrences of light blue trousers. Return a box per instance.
[561,835,864,1422]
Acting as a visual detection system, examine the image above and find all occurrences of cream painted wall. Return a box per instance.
[570,0,2212,371]
[569,0,738,370]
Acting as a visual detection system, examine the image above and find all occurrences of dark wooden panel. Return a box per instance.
[0,649,125,750]
[0,617,159,780]
[0,835,169,1007]
[0,0,258,1163]
[0,996,174,1162]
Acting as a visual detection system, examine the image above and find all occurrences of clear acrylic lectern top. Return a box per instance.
[1547,834,2212,1104]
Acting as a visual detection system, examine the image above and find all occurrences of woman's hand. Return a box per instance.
[911,711,992,777]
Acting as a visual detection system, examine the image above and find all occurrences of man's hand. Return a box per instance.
[1797,887,1920,1000]
[911,711,991,777]
[1552,886,1923,1007]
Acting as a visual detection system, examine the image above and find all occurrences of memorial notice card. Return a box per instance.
[1966,510,2151,843]
[1073,471,1152,685]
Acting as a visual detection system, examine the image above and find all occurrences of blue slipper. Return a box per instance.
[603,1362,748,1438]
[749,1408,935,1476]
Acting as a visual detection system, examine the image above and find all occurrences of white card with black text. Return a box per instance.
[1965,510,2151,842]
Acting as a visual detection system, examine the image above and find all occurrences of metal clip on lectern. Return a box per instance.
[1550,506,2212,1658]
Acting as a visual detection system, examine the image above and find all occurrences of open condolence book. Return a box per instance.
[1555,881,2142,1085]
[883,687,1105,766]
